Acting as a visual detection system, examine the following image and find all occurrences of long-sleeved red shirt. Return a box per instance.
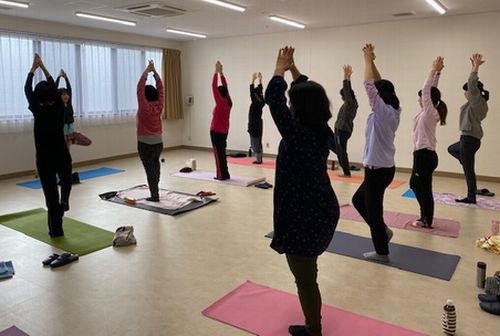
[136,73,164,136]
[210,73,231,134]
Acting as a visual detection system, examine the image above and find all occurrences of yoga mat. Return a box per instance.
[402,190,500,211]
[99,185,217,216]
[16,167,125,189]
[171,170,265,187]
[203,281,427,336]
[226,158,405,189]
[340,204,460,238]
[0,326,29,336]
[327,171,405,189]
[0,209,113,256]
[227,156,277,169]
[265,231,460,281]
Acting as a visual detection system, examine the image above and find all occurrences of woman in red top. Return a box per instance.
[136,60,164,201]
[210,61,232,180]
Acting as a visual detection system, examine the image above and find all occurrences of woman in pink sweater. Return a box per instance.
[410,57,447,228]
[210,61,232,180]
[136,60,164,201]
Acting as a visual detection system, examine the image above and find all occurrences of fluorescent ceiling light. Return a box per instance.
[425,0,447,15]
[200,0,246,12]
[75,12,136,26]
[0,0,29,8]
[166,28,207,39]
[269,16,306,29]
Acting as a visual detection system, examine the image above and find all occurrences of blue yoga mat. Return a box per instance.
[402,188,416,198]
[17,167,125,189]
[265,231,460,281]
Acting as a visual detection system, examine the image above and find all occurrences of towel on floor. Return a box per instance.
[116,186,202,210]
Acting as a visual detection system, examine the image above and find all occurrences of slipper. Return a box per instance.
[42,253,60,266]
[196,191,216,197]
[179,167,193,173]
[350,165,361,171]
[50,253,79,268]
[477,188,495,197]
[255,183,271,189]
[262,182,273,188]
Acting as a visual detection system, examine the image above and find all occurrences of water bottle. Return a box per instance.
[442,299,456,335]
[476,262,486,288]
[248,147,253,157]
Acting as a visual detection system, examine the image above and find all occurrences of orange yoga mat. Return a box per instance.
[227,157,406,189]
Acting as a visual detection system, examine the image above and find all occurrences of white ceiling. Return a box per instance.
[1,0,500,41]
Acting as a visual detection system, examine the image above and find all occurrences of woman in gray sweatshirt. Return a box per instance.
[448,53,489,204]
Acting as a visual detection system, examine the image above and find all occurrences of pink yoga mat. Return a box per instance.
[227,157,277,169]
[171,170,265,187]
[203,281,427,336]
[340,204,460,238]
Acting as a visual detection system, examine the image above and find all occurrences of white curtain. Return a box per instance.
[0,31,163,133]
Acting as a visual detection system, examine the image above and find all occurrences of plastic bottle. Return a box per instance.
[442,299,456,335]
[476,262,486,288]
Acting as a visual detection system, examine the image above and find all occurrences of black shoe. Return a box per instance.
[455,197,476,204]
[288,325,311,336]
[478,293,500,303]
[252,161,263,164]
[479,301,500,316]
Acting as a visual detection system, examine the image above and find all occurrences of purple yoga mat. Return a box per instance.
[0,326,29,336]
[340,204,460,238]
[171,170,265,187]
[203,281,428,336]
[433,192,500,211]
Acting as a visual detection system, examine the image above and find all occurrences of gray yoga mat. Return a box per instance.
[265,231,460,281]
[99,185,217,216]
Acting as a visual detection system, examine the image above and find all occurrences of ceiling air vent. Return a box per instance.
[119,3,186,18]
[392,11,416,17]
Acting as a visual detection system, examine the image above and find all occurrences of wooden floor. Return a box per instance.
[0,149,498,335]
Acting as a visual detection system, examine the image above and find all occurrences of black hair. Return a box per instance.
[462,80,490,101]
[145,85,159,102]
[57,88,70,96]
[218,86,232,107]
[374,80,399,110]
[339,88,356,101]
[34,81,57,104]
[418,87,448,125]
[288,80,332,127]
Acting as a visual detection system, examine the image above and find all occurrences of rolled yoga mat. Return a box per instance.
[340,204,460,238]
[16,167,125,189]
[265,231,460,281]
[99,185,217,216]
[171,169,265,187]
[0,208,113,256]
[203,280,428,336]
[402,189,500,211]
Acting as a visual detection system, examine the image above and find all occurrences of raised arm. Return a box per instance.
[342,64,357,106]
[266,47,296,137]
[57,69,73,104]
[467,53,485,106]
[25,54,40,107]
[363,44,381,82]
[137,61,153,109]
[422,57,444,114]
[212,62,224,105]
[154,71,164,108]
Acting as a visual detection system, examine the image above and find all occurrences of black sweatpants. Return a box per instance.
[138,141,163,199]
[410,149,438,226]
[36,153,72,237]
[334,128,352,176]
[448,135,481,201]
[286,254,322,336]
[210,130,230,180]
[352,166,395,255]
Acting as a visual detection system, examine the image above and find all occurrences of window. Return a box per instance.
[0,31,163,132]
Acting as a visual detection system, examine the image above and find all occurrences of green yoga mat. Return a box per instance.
[0,208,114,256]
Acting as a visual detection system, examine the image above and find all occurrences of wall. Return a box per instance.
[0,15,184,175]
[181,12,500,177]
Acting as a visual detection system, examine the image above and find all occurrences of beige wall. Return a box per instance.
[0,15,184,175]
[181,12,500,177]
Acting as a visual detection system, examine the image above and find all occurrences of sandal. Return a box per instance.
[477,188,495,197]
[50,253,79,268]
[42,253,60,266]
